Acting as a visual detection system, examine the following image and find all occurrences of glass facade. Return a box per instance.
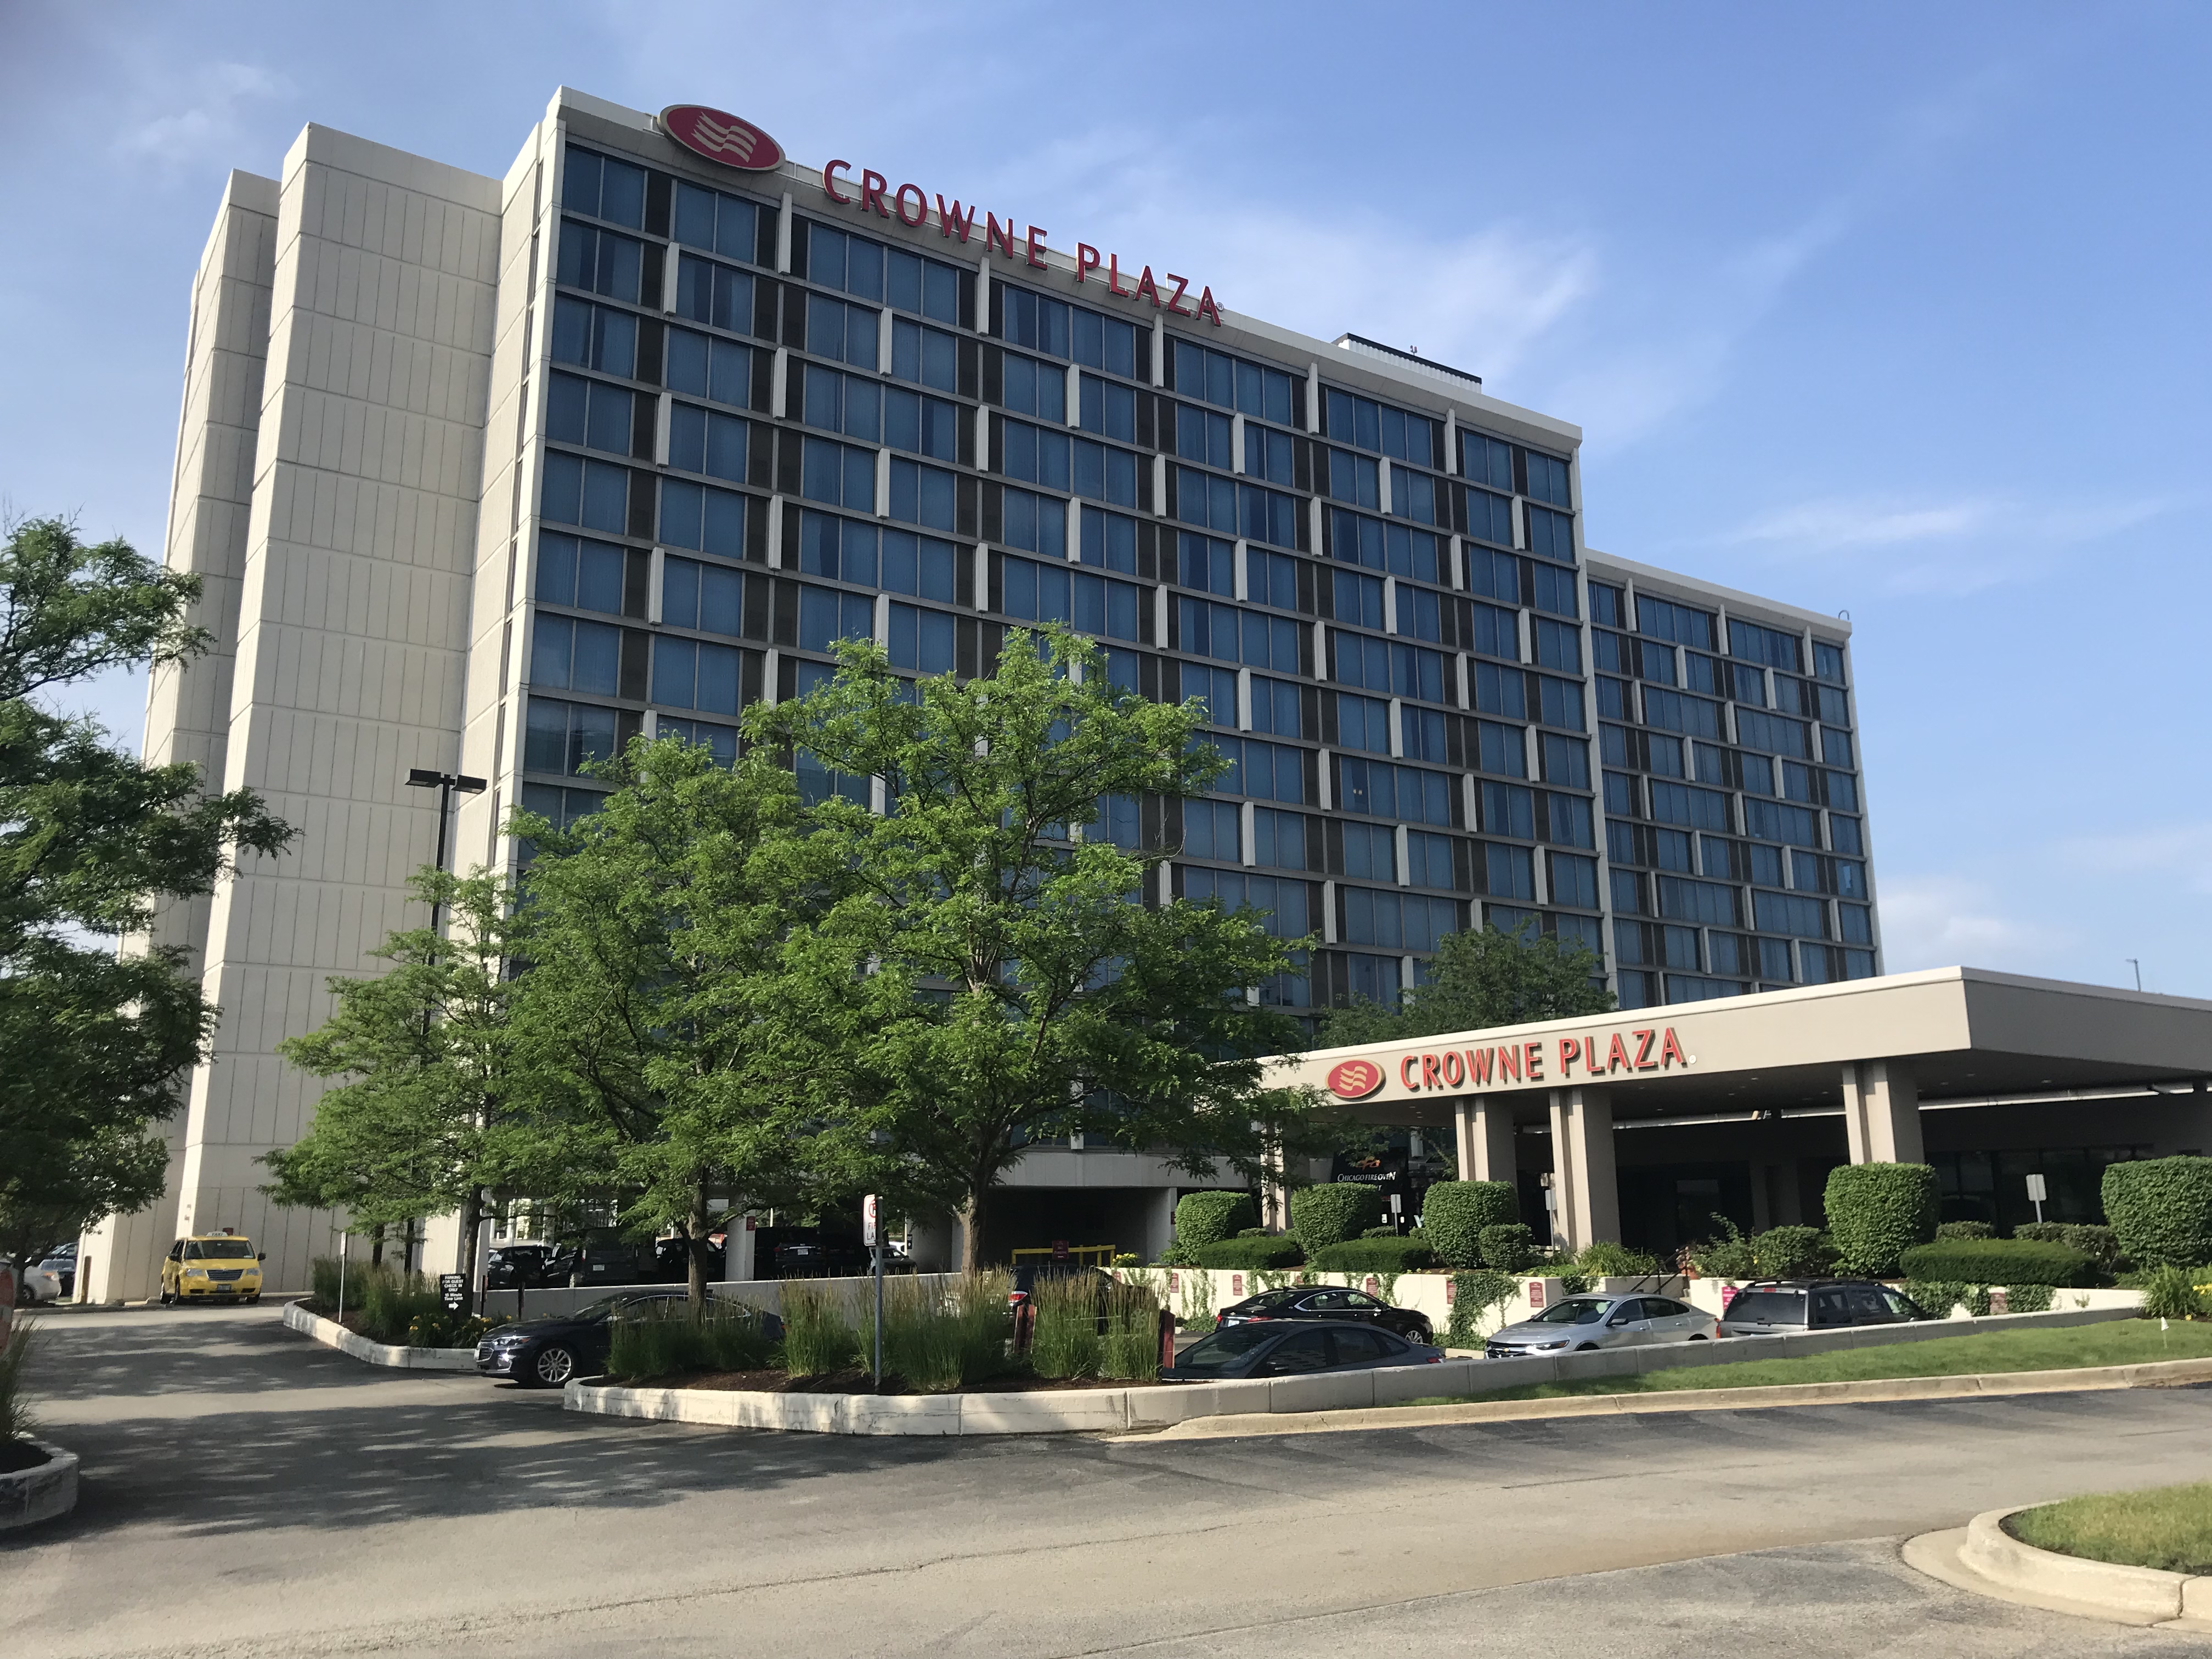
[515,141,1877,1024]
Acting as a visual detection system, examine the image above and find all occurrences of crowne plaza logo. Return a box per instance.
[658,105,785,172]
[1324,1059,1386,1101]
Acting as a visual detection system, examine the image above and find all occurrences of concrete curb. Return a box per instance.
[0,1437,79,1532]
[1903,1506,2212,1631]
[1137,1355,2212,1441]
[280,1300,478,1372]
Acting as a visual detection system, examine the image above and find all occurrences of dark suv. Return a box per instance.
[1716,1279,1929,1339]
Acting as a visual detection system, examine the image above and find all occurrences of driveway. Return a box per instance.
[5,1304,2210,1658]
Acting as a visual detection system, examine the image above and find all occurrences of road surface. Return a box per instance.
[5,1305,2210,1658]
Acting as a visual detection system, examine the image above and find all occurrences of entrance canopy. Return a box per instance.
[1268,967,2212,1129]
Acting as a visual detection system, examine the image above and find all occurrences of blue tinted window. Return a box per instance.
[1072,308,1139,378]
[1187,600,1301,672]
[888,459,957,533]
[1729,617,1803,673]
[541,452,630,535]
[1336,692,1391,754]
[1080,506,1138,573]
[536,533,627,615]
[1001,284,1070,357]
[1526,505,1575,563]
[1524,451,1571,507]
[1464,486,1513,549]
[562,147,646,228]
[660,555,743,637]
[524,696,618,777]
[1461,431,1514,491]
[669,402,748,483]
[1549,852,1599,908]
[891,318,958,392]
[673,253,751,334]
[881,529,960,603]
[1253,807,1307,870]
[673,180,759,262]
[648,638,742,716]
[888,602,956,675]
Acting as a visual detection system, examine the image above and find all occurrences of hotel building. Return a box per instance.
[86,87,1901,1297]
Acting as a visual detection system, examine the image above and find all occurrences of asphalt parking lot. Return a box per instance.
[6,1304,2211,1659]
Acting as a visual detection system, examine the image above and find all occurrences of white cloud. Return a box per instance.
[1876,874,2062,972]
[111,61,291,166]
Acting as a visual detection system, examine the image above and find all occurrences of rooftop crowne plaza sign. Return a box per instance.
[1322,1027,1697,1100]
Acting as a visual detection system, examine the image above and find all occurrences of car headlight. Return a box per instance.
[185,1267,208,1278]
[1532,1339,1570,1351]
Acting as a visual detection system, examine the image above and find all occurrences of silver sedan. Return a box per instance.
[1483,1293,1717,1359]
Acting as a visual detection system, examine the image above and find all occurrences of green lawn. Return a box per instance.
[2010,1483,2212,1575]
[1396,1318,2212,1406]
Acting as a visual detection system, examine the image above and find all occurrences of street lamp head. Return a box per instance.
[407,768,444,788]
[455,775,488,794]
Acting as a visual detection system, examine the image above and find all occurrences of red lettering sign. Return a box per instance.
[1076,242,1101,282]
[1607,1032,1631,1075]
[1325,1059,1386,1101]
[823,159,854,205]
[860,169,891,218]
[659,105,786,172]
[935,195,977,242]
[1025,225,1049,269]
[1440,1049,1465,1088]
[1420,1053,1442,1091]
[1400,1055,1421,1089]
[1633,1029,1658,1071]
[1659,1027,1688,1068]
[894,183,928,228]
[1559,1036,1582,1077]
[1498,1045,1523,1084]
[1525,1041,1545,1081]
[985,212,1020,261]
[1468,1047,1494,1085]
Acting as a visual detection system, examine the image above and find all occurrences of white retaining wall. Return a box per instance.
[566,1301,2145,1436]
[281,1300,478,1369]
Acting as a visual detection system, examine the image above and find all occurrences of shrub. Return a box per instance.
[2139,1263,2207,1321]
[881,1276,962,1390]
[1751,1225,1834,1280]
[1824,1163,1940,1275]
[2004,1284,2056,1314]
[309,1256,343,1313]
[405,1310,510,1350]
[1189,1235,1305,1269]
[1689,1216,1757,1279]
[1530,1265,1592,1295]
[781,1279,862,1376]
[1904,1280,1966,1318]
[1479,1223,1538,1273]
[1289,1183,1384,1252]
[1174,1190,1257,1250]
[1359,1225,1401,1239]
[1444,1270,1517,1348]
[1935,1220,1994,1240]
[2017,1222,2122,1272]
[2103,1158,2212,1269]
[1030,1272,1103,1380]
[1897,1238,2094,1287]
[1235,1228,1271,1238]
[1577,1240,1661,1280]
[606,1301,774,1381]
[352,1265,445,1344]
[0,1320,35,1444]
[1309,1237,1438,1273]
[1421,1182,1520,1269]
[1099,1282,1163,1381]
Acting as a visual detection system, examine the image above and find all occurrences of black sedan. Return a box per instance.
[1214,1284,1434,1345]
[475,1290,782,1388]
[1160,1319,1444,1381]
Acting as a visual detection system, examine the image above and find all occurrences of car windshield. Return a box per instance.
[185,1239,255,1260]
[1726,1291,1808,1324]
[1236,1289,1303,1309]
[1528,1297,1611,1325]
[1175,1327,1279,1370]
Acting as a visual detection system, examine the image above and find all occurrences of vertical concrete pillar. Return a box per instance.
[1842,1060,1923,1165]
[1452,1097,1517,1183]
[1547,1086,1620,1252]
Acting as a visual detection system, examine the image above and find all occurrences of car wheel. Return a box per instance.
[1576,1342,1599,1352]
[530,1345,578,1388]
[1688,1333,1708,1341]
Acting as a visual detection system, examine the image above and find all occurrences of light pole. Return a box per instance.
[405,768,487,932]
[2127,958,2143,992]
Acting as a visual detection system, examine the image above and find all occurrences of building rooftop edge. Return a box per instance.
[1586,546,1854,639]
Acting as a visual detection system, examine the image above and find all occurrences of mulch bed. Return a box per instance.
[622,1367,1160,1396]
[0,1438,51,1475]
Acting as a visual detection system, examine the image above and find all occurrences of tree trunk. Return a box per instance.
[958,1185,989,1273]
[687,1172,712,1314]
[369,1221,386,1268]
[457,1186,484,1311]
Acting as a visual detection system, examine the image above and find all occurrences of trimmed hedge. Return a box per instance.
[1310,1237,1438,1273]
[2102,1158,2212,1269]
[1934,1220,1994,1240]
[1577,1240,1661,1279]
[1189,1235,1305,1269]
[1290,1183,1384,1251]
[1479,1222,1538,1273]
[2015,1222,2120,1271]
[1751,1226,1834,1279]
[1174,1190,1257,1249]
[1824,1163,1940,1275]
[1421,1181,1521,1269]
[1897,1238,2094,1287]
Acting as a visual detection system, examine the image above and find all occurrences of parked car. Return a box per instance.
[484,1244,564,1290]
[475,1289,784,1388]
[1215,1284,1435,1346]
[1715,1279,1928,1339]
[1159,1319,1444,1381]
[16,1261,63,1305]
[773,1239,869,1277]
[1483,1293,1717,1358]
[158,1233,265,1305]
[651,1235,725,1283]
[41,1250,76,1300]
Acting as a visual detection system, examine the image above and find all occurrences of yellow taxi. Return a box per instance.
[159,1231,265,1305]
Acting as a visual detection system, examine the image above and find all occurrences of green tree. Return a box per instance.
[1,516,292,1263]
[751,626,1336,1267]
[1314,918,1615,1049]
[501,733,857,1307]
[266,869,517,1288]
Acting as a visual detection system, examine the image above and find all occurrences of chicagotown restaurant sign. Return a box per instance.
[657,102,1223,325]
[1322,1028,1698,1102]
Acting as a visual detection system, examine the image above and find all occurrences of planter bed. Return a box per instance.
[645,1367,1156,1395]
[281,1300,477,1371]
[0,1437,78,1532]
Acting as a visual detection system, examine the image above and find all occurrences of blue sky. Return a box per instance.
[4,3,2205,992]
